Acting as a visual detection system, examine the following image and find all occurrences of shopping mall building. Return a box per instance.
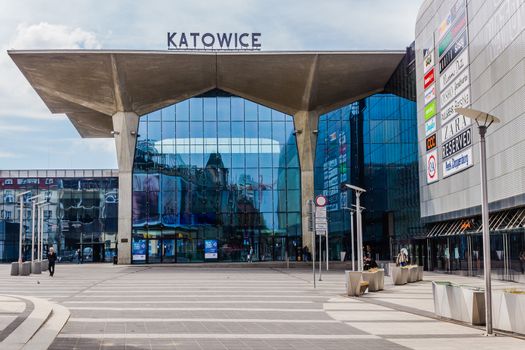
[1,0,524,280]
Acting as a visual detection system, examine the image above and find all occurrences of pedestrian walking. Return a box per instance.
[76,248,82,264]
[247,246,254,262]
[48,247,57,277]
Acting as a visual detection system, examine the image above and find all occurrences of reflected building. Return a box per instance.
[0,170,118,263]
[130,90,301,263]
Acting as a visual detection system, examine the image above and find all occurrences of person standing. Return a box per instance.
[48,247,57,277]
[76,248,81,264]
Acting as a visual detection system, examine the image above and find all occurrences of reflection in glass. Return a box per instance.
[133,90,301,263]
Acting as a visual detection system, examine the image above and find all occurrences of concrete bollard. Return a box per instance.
[345,270,363,296]
[41,259,49,272]
[20,261,31,276]
[32,261,42,274]
[10,262,19,276]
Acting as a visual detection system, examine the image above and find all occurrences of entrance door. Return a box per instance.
[148,239,162,263]
[92,243,104,263]
[163,239,175,263]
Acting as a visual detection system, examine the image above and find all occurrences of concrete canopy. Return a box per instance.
[9,50,404,137]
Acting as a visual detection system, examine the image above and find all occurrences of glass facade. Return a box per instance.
[0,176,118,263]
[132,90,301,263]
[315,93,421,261]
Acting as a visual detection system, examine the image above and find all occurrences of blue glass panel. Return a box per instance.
[231,97,244,121]
[190,98,203,121]
[176,100,190,120]
[203,97,217,121]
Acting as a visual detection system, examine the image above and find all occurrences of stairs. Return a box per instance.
[0,295,70,350]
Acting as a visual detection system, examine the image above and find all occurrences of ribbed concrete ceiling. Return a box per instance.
[9,50,404,137]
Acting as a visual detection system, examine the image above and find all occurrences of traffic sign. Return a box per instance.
[316,229,326,236]
[315,195,327,207]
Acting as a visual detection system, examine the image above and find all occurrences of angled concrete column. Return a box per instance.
[293,111,319,251]
[112,112,139,264]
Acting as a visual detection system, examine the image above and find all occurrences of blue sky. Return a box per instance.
[0,0,424,170]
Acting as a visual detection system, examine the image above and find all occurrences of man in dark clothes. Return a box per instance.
[48,247,57,277]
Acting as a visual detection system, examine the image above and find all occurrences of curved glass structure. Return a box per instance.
[132,90,301,263]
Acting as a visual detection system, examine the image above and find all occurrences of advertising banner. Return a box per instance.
[440,88,470,124]
[424,84,436,105]
[424,69,435,89]
[439,30,468,73]
[425,117,437,136]
[442,128,472,159]
[204,239,218,259]
[440,69,470,107]
[424,100,437,120]
[426,134,437,151]
[132,239,146,261]
[443,147,473,177]
[437,0,466,41]
[426,149,439,184]
[438,10,467,57]
[424,50,434,74]
[440,49,469,90]
[441,114,471,143]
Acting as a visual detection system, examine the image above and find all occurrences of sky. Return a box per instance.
[0,0,424,170]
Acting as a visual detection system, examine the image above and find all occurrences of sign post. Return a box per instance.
[314,195,328,278]
[308,199,316,288]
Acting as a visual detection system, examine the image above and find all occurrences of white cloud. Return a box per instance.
[9,22,101,50]
[0,151,17,158]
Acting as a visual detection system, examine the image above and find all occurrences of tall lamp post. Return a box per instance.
[342,207,356,271]
[15,191,31,265]
[345,184,366,271]
[456,107,500,335]
[29,195,44,269]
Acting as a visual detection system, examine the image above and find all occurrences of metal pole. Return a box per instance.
[18,195,24,264]
[479,125,493,335]
[356,192,362,271]
[318,232,322,281]
[31,201,36,263]
[350,210,355,271]
[311,200,316,288]
[326,229,329,271]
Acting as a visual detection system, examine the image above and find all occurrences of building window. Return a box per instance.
[132,90,301,263]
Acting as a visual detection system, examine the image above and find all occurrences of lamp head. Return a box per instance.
[455,108,500,128]
[344,184,366,193]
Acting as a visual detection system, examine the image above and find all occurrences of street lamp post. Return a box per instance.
[342,207,356,271]
[345,184,366,271]
[456,107,500,336]
[29,195,44,269]
[16,191,31,265]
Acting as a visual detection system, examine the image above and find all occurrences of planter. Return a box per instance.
[493,290,525,335]
[377,269,385,290]
[41,259,49,271]
[432,281,485,325]
[417,266,424,281]
[408,265,418,282]
[10,262,19,276]
[32,261,42,274]
[362,269,385,292]
[345,271,363,296]
[391,266,406,285]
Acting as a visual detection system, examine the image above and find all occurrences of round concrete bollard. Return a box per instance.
[10,262,19,276]
[32,261,42,274]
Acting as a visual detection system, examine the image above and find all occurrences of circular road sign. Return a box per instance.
[315,195,327,207]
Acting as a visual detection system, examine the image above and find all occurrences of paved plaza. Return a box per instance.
[0,264,524,349]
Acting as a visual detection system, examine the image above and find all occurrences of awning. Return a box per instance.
[426,207,525,237]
